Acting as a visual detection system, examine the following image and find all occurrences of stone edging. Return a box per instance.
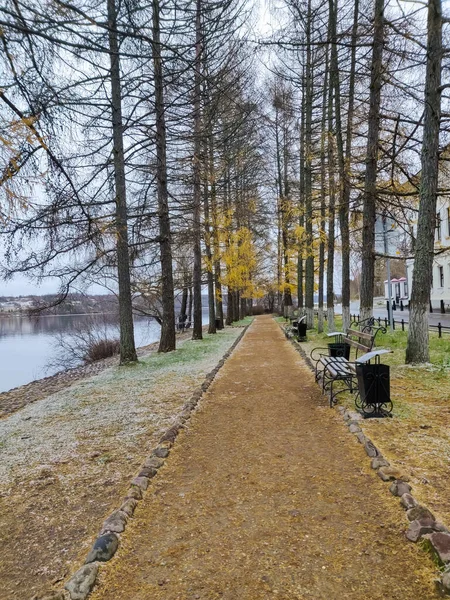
[35,323,251,600]
[279,320,450,596]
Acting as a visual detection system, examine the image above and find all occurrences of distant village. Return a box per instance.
[0,294,118,316]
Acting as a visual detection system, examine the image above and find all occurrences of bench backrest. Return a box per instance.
[343,328,375,358]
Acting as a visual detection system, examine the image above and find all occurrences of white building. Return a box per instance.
[384,277,408,304]
[406,189,450,311]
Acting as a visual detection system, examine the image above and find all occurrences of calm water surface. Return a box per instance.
[0,313,182,393]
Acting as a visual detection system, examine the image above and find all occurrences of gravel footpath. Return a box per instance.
[91,316,440,600]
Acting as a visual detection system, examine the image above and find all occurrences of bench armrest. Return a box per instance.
[355,349,393,364]
[310,347,329,362]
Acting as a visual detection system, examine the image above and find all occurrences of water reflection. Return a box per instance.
[0,314,160,393]
[0,310,210,394]
[0,313,122,337]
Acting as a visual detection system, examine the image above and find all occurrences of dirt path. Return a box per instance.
[91,316,440,600]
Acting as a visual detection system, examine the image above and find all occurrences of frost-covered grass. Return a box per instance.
[231,316,254,327]
[0,327,243,486]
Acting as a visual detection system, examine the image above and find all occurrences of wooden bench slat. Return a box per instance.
[342,338,371,353]
[346,329,374,341]
[320,356,354,377]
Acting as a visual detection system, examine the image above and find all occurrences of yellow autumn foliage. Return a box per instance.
[221,227,263,299]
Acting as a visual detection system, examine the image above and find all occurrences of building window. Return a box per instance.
[439,265,444,288]
[436,212,442,241]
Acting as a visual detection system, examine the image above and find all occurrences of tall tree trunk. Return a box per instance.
[360,0,384,322]
[152,0,176,352]
[282,116,293,309]
[180,285,188,317]
[240,296,246,320]
[329,0,348,330]
[224,162,234,326]
[275,107,285,312]
[214,265,224,328]
[406,0,442,363]
[326,2,336,333]
[298,67,305,313]
[318,48,329,334]
[192,0,203,340]
[326,78,336,333]
[277,196,283,312]
[226,287,233,325]
[187,286,193,324]
[209,137,224,329]
[107,0,137,364]
[341,0,359,331]
[203,139,216,334]
[233,291,240,322]
[304,0,315,329]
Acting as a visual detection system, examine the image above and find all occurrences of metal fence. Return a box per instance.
[350,314,450,338]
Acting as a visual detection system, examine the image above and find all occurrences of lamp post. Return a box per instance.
[383,213,394,332]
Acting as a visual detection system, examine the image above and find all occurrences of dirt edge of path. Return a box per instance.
[280,320,450,596]
[38,322,252,600]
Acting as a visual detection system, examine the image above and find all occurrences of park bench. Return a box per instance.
[311,322,390,408]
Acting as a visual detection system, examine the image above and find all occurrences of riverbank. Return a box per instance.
[0,325,247,600]
[0,335,181,420]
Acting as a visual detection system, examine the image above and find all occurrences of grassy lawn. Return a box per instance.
[280,314,450,526]
[231,316,254,327]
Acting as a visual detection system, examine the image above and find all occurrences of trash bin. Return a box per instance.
[355,363,392,417]
[328,342,350,360]
[297,321,307,341]
[215,318,223,330]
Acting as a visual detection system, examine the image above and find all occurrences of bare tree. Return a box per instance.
[359,0,385,322]
[152,0,176,352]
[406,0,442,363]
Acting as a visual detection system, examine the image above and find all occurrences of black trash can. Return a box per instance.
[356,363,392,417]
[297,321,307,341]
[215,318,223,330]
[328,342,350,360]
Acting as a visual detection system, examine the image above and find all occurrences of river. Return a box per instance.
[0,312,208,394]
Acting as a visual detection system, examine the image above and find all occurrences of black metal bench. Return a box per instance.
[311,325,390,408]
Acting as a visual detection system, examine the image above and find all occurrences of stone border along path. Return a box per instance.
[83,315,442,599]
[36,324,250,600]
[284,324,450,596]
